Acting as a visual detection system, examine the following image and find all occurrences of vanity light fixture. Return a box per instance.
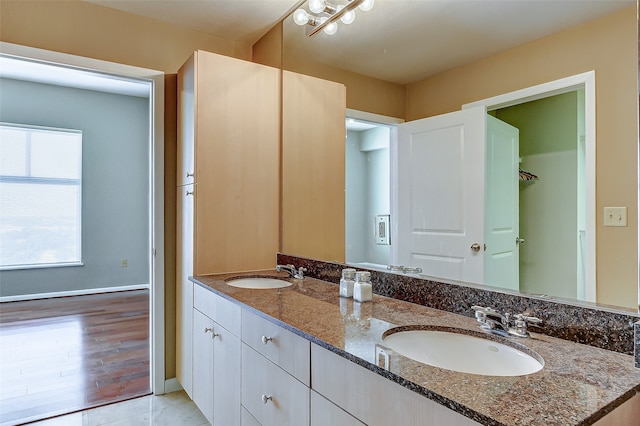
[292,0,374,37]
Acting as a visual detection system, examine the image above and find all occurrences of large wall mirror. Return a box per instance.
[279,0,638,311]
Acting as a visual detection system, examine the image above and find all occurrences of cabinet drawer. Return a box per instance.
[242,407,261,426]
[311,390,364,426]
[242,309,310,385]
[242,344,310,426]
[194,284,241,336]
[311,344,480,426]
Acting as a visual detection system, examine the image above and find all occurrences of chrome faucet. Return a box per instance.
[386,265,423,274]
[276,264,307,279]
[471,306,542,338]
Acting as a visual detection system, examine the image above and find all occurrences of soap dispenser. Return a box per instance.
[339,268,357,298]
[353,271,372,302]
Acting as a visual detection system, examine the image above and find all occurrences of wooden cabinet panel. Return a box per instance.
[242,309,310,385]
[177,50,280,402]
[193,51,280,275]
[593,393,640,426]
[177,57,195,186]
[242,343,310,426]
[282,70,346,262]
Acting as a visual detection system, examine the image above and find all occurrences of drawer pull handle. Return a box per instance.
[204,327,219,338]
[261,394,272,404]
[261,336,273,345]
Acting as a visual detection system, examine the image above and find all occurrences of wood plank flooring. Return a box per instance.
[0,290,151,425]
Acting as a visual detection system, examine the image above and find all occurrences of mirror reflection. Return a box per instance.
[280,0,638,310]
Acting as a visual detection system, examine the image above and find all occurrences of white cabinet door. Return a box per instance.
[176,185,194,397]
[192,309,214,424]
[242,343,310,426]
[213,323,241,426]
[311,344,480,426]
[311,390,364,426]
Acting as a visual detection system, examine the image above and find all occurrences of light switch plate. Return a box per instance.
[604,207,627,227]
[375,215,390,245]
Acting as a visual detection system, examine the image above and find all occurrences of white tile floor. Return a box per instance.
[28,391,208,426]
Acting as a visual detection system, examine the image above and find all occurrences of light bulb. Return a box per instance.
[319,17,338,35]
[309,0,326,13]
[338,5,355,24]
[358,0,374,12]
[292,9,309,26]
[323,21,338,35]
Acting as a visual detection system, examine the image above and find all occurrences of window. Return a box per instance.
[0,123,82,269]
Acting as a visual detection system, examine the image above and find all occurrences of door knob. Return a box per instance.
[516,237,525,245]
[470,243,481,252]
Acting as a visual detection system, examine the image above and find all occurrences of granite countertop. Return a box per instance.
[191,271,640,426]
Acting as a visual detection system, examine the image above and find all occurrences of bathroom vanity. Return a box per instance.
[187,270,640,426]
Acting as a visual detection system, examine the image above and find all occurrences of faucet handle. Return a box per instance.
[295,267,308,279]
[514,314,542,325]
[511,314,542,337]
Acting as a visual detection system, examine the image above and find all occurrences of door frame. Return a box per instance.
[462,71,596,302]
[345,109,404,265]
[0,42,167,394]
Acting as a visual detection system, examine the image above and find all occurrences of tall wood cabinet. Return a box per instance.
[176,51,280,398]
[282,70,346,263]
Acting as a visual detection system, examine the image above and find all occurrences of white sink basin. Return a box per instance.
[382,328,543,376]
[225,277,292,289]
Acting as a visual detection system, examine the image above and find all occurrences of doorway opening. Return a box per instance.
[0,42,165,423]
[345,71,595,303]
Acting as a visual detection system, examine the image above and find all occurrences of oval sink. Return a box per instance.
[225,277,292,289]
[382,327,543,376]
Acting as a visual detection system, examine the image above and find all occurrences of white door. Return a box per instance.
[484,116,520,290]
[394,107,486,283]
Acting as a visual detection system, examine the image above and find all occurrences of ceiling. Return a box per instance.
[83,0,634,85]
[0,56,151,97]
[85,0,302,44]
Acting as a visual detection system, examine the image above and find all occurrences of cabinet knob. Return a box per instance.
[186,190,194,196]
[261,336,273,345]
[204,327,220,338]
[186,172,194,178]
[261,394,272,404]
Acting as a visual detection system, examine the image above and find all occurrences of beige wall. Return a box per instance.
[253,22,283,69]
[252,22,406,119]
[0,0,252,73]
[283,55,406,119]
[406,6,638,308]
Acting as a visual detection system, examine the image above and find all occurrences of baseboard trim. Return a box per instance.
[0,284,150,303]
[163,378,183,394]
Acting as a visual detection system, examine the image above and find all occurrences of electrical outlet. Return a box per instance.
[121,259,128,268]
[604,207,627,227]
